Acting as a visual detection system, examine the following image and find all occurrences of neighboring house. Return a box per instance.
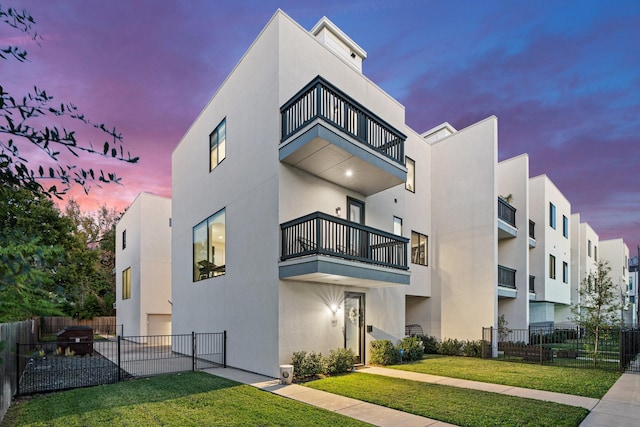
[569,214,599,322]
[600,239,631,325]
[528,175,572,326]
[115,193,172,337]
[630,256,639,327]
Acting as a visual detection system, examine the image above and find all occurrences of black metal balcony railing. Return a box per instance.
[529,275,535,293]
[281,212,409,270]
[529,220,536,239]
[497,197,516,227]
[498,265,516,289]
[281,76,406,165]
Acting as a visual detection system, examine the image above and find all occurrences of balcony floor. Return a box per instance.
[279,255,410,288]
[279,122,405,196]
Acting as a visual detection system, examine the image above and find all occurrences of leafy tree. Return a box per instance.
[1,5,138,198]
[571,260,621,367]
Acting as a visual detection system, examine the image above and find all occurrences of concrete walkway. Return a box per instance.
[204,366,640,427]
[205,367,454,426]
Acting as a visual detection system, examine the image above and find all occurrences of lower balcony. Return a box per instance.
[279,212,410,288]
[498,265,517,298]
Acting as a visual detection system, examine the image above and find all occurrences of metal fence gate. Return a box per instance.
[16,331,226,395]
[621,329,640,372]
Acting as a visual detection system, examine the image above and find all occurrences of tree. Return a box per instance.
[571,260,622,367]
[1,5,138,198]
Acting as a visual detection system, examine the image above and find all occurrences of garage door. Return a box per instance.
[147,314,172,336]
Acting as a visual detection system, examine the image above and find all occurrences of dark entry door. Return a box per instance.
[344,292,365,364]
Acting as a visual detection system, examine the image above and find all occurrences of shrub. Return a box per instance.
[397,336,424,361]
[325,348,356,374]
[438,338,463,356]
[291,351,324,380]
[461,340,483,358]
[370,340,400,365]
[419,335,440,354]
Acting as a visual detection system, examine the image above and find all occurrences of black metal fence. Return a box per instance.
[16,331,226,396]
[1,320,37,422]
[482,325,640,372]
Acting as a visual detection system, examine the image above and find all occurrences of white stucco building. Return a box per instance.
[115,192,172,337]
[600,238,631,325]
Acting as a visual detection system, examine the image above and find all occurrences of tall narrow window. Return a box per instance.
[549,254,556,279]
[563,261,568,283]
[405,156,415,192]
[588,240,592,257]
[122,230,126,250]
[594,246,598,261]
[393,216,402,235]
[210,118,226,171]
[411,231,428,266]
[549,203,556,229]
[562,215,568,238]
[193,208,226,281]
[122,267,131,300]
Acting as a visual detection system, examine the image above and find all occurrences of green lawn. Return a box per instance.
[306,373,588,427]
[2,372,370,427]
[388,355,620,398]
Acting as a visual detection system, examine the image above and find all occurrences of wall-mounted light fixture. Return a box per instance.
[330,304,339,314]
[335,207,341,217]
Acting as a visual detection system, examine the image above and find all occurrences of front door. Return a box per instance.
[344,292,365,365]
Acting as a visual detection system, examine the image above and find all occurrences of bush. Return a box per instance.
[461,340,483,358]
[397,336,424,361]
[438,338,463,356]
[419,335,440,354]
[325,348,356,374]
[370,340,400,365]
[291,351,324,380]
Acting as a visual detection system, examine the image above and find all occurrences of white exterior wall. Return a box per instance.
[497,155,530,330]
[115,193,172,337]
[529,176,572,324]
[570,214,599,322]
[429,117,498,339]
[600,239,631,325]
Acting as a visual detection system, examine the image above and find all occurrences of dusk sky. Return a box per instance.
[2,0,639,251]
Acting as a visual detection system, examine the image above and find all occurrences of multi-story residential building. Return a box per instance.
[600,239,631,325]
[528,175,572,325]
[115,193,172,337]
[569,214,599,323]
[170,11,506,376]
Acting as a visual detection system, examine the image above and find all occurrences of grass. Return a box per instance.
[2,372,371,427]
[306,373,589,427]
[388,355,620,398]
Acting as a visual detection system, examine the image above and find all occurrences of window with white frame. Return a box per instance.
[193,208,226,281]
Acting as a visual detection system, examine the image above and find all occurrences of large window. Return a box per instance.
[563,261,568,283]
[411,231,428,266]
[405,156,415,192]
[193,208,226,281]
[122,267,131,300]
[210,118,226,171]
[549,254,556,279]
[549,203,556,229]
[562,215,568,238]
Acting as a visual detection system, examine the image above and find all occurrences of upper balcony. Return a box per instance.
[279,211,410,288]
[497,197,517,240]
[528,220,536,248]
[280,76,407,196]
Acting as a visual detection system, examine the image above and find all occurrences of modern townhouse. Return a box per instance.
[569,214,599,322]
[600,238,631,325]
[528,175,572,326]
[115,192,172,337]
[169,10,506,376]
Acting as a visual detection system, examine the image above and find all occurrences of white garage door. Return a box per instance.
[147,314,172,336]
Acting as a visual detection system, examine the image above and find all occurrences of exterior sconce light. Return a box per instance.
[335,207,341,217]
[330,304,340,327]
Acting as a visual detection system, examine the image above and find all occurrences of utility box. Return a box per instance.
[56,326,94,356]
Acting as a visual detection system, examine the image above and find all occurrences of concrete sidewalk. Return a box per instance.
[579,373,640,426]
[205,367,454,427]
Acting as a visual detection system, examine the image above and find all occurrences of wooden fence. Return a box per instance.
[1,320,38,423]
[39,316,118,338]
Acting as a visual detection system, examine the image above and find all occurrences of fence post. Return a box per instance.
[223,330,227,368]
[192,332,196,372]
[117,335,121,381]
[620,328,624,373]
[15,342,20,396]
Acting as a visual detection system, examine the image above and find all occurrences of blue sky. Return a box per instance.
[2,0,639,251]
